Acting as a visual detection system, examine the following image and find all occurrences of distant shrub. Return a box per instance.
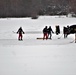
[31,16,38,19]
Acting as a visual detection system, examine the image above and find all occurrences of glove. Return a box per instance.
[52,31,54,34]
[17,32,18,34]
[23,32,25,34]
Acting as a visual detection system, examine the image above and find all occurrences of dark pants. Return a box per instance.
[18,33,23,40]
[48,32,52,39]
[64,33,68,38]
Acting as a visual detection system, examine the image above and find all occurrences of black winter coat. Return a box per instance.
[48,27,53,33]
[43,28,48,33]
[17,28,24,34]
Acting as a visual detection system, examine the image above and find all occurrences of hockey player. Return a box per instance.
[63,26,70,38]
[63,26,67,38]
[47,26,54,39]
[55,25,60,35]
[17,27,25,40]
[43,26,48,40]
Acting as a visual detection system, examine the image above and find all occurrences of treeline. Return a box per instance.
[0,0,76,18]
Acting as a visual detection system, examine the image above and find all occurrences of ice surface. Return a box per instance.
[0,16,76,75]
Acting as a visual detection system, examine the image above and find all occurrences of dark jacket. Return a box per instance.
[56,25,60,34]
[17,27,24,34]
[63,26,70,34]
[43,26,48,33]
[48,27,54,33]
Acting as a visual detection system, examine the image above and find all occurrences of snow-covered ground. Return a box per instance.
[0,16,76,75]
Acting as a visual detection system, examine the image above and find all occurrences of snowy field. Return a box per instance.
[0,16,76,75]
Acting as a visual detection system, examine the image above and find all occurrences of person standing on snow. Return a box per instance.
[17,27,25,40]
[55,25,60,35]
[43,26,48,40]
[63,26,70,38]
[63,26,68,38]
[67,25,70,34]
[47,26,54,39]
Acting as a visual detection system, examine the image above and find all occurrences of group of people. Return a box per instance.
[17,25,71,40]
[43,26,54,40]
[17,26,54,40]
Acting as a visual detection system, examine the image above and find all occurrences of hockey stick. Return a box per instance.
[58,34,63,39]
[70,40,75,43]
[12,31,17,34]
